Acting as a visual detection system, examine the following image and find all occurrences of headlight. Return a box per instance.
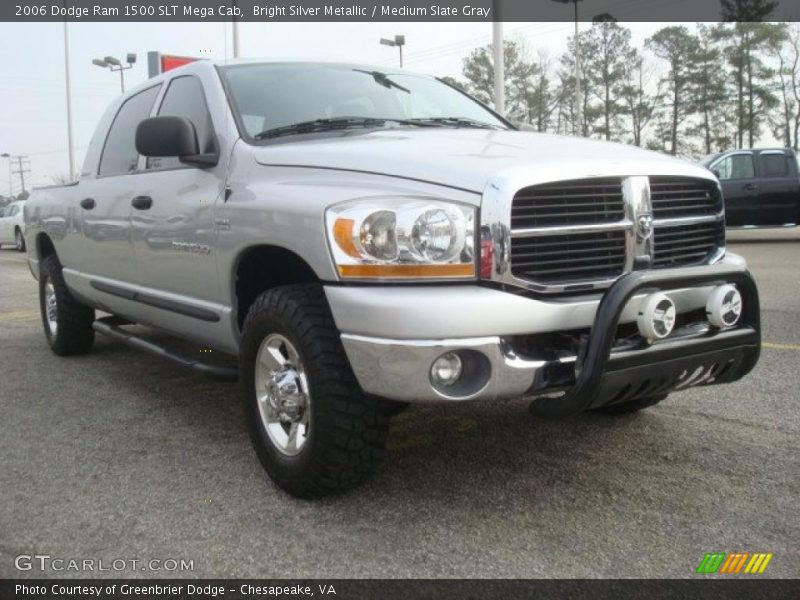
[326,198,476,280]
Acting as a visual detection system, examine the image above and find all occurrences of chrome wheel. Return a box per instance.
[254,333,311,456]
[44,279,58,337]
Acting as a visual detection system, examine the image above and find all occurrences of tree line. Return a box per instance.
[445,21,800,158]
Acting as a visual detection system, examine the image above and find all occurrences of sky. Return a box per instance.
[0,20,677,195]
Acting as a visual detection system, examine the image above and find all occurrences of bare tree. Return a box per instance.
[769,24,799,149]
[620,55,658,147]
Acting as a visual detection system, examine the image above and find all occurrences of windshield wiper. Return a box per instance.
[253,116,444,140]
[401,117,502,130]
[253,117,390,140]
[352,69,411,94]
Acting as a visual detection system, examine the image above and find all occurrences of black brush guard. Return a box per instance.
[530,263,761,419]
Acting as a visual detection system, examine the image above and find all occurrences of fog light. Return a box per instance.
[430,352,463,387]
[706,284,742,328]
[637,292,676,343]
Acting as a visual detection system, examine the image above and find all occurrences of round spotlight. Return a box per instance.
[637,292,677,343]
[706,284,742,328]
[430,352,463,387]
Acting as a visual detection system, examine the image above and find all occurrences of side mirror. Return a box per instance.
[135,116,217,167]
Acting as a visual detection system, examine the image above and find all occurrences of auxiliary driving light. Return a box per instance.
[706,284,743,328]
[637,292,677,343]
[430,352,463,387]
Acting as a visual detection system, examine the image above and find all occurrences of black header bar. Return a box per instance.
[2,579,799,600]
[4,0,800,22]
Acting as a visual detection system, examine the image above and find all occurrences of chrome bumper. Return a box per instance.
[340,334,540,403]
[331,254,757,405]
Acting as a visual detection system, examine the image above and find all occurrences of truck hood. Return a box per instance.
[252,128,715,193]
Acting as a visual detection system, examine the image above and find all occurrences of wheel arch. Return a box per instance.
[35,232,57,262]
[232,244,322,331]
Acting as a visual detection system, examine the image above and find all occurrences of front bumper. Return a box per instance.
[332,260,760,414]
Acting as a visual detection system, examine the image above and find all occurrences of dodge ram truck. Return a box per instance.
[25,61,761,498]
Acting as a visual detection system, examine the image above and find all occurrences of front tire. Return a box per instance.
[240,284,388,498]
[15,228,26,252]
[39,255,95,355]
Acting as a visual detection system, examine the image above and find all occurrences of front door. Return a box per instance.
[715,152,759,226]
[131,75,226,307]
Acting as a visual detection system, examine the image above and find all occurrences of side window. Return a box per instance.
[8,205,18,217]
[715,154,755,180]
[760,153,789,178]
[147,76,216,170]
[98,85,161,177]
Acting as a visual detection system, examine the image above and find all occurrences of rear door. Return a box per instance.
[714,152,759,226]
[78,84,162,284]
[753,150,800,226]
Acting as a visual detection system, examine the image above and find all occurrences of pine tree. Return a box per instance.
[646,26,699,155]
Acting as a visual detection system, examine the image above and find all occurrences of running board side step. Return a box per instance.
[92,317,239,381]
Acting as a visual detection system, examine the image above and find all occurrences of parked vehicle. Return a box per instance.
[25,61,760,497]
[703,148,800,227]
[0,200,26,251]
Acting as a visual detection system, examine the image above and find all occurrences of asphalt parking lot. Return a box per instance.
[1,229,798,579]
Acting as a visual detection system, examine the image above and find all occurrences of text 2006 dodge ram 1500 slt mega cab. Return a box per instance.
[25,61,760,497]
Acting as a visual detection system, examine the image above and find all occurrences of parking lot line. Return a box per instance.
[762,341,800,351]
[0,309,39,322]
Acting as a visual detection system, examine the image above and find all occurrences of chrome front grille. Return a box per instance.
[650,176,721,218]
[650,176,724,269]
[510,178,624,228]
[510,231,627,284]
[501,175,725,293]
[652,221,725,268]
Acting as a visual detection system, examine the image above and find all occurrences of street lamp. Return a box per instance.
[1,153,11,197]
[551,0,584,136]
[92,53,137,93]
[380,35,406,68]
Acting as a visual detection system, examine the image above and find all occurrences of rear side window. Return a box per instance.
[760,153,789,178]
[147,76,216,170]
[98,85,161,177]
[715,154,755,180]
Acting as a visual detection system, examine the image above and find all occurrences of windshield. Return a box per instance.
[220,63,508,139]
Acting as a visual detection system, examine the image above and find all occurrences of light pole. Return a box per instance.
[1,153,11,197]
[493,21,504,116]
[552,0,584,136]
[92,53,137,93]
[64,22,75,181]
[380,35,406,68]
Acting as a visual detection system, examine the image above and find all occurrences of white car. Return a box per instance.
[0,200,26,251]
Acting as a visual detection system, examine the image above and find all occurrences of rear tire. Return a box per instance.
[15,228,25,252]
[593,394,668,415]
[39,255,95,355]
[240,284,388,498]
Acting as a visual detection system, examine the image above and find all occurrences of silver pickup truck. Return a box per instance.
[25,60,760,497]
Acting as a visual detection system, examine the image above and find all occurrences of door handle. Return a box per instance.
[79,198,96,210]
[131,195,153,210]
[743,183,758,191]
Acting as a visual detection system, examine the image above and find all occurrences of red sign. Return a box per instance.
[160,55,198,73]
